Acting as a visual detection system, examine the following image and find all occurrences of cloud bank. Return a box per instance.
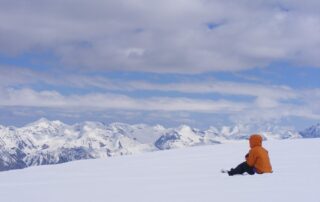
[0,67,319,126]
[0,1,320,128]
[0,0,320,73]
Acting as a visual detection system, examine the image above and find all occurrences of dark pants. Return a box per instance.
[228,162,255,176]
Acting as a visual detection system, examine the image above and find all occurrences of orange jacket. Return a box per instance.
[246,134,273,174]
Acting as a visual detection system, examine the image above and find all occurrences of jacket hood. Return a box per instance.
[249,134,262,148]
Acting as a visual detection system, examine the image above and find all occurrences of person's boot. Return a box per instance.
[228,169,235,176]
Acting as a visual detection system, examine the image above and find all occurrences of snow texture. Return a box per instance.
[0,138,319,202]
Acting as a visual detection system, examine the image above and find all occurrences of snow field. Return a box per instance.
[0,138,319,202]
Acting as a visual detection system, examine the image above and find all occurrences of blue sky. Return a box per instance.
[0,0,320,130]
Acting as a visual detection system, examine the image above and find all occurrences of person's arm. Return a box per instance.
[246,149,256,167]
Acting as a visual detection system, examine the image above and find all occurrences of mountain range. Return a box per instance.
[0,118,319,171]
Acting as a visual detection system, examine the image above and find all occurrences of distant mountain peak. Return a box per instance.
[300,123,320,138]
[25,118,64,128]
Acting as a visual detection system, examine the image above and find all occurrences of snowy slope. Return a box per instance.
[0,138,319,202]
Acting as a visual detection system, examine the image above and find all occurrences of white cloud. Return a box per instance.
[1,67,302,114]
[0,84,319,126]
[0,66,319,126]
[0,66,38,86]
[0,88,248,113]
[0,66,297,100]
[0,67,301,111]
[0,0,320,73]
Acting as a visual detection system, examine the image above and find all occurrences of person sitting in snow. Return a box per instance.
[225,134,273,176]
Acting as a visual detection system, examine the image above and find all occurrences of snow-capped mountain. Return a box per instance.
[299,123,320,138]
[213,123,301,141]
[0,118,156,171]
[155,125,219,150]
[0,118,310,171]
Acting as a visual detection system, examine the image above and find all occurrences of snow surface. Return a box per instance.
[0,138,319,202]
